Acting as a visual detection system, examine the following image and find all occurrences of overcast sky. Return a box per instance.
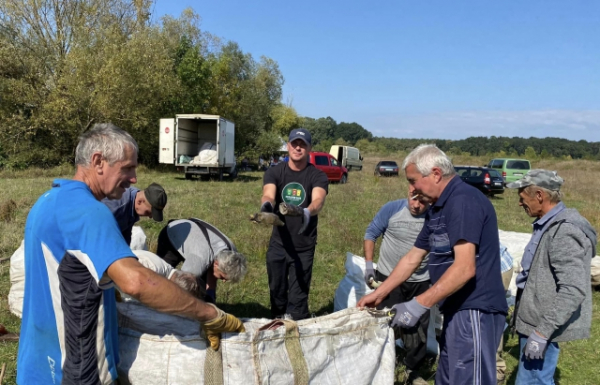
[153,0,600,142]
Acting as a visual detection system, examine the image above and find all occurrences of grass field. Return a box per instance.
[1,155,599,384]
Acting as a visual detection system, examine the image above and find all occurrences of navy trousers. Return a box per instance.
[436,309,505,385]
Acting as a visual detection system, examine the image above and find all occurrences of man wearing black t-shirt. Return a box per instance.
[260,128,329,320]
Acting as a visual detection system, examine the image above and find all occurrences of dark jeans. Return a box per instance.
[375,271,431,371]
[266,241,315,320]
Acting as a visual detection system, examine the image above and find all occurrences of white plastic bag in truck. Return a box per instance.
[117,302,395,385]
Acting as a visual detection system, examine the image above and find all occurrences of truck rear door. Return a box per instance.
[159,118,175,164]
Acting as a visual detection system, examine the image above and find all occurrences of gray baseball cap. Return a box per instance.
[505,169,564,191]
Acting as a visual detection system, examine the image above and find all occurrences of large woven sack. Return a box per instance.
[592,256,600,287]
[333,252,375,311]
[498,230,532,297]
[8,240,25,317]
[117,302,395,385]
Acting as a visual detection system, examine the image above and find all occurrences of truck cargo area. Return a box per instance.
[159,114,236,180]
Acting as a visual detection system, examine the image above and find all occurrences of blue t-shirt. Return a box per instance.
[102,187,140,245]
[414,176,508,315]
[17,179,134,385]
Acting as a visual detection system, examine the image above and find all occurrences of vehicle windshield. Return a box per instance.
[506,160,530,170]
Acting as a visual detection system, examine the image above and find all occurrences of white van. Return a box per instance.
[330,145,363,171]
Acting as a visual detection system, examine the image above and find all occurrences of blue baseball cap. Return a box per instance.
[288,128,312,146]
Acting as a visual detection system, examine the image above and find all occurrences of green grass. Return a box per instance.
[1,156,599,384]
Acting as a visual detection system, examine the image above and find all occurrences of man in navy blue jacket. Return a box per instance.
[359,144,507,385]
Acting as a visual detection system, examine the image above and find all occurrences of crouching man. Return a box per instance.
[507,170,596,384]
[157,218,248,303]
[363,188,430,385]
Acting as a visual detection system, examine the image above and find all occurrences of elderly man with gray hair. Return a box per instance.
[17,124,244,385]
[506,170,596,384]
[359,144,507,385]
[157,218,248,303]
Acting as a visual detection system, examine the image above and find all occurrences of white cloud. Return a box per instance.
[370,110,600,142]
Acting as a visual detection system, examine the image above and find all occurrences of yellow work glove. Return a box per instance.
[201,303,245,350]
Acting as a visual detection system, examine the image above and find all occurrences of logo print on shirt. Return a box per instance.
[282,182,306,205]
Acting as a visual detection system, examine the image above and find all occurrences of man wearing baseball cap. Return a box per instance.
[507,170,596,384]
[259,128,329,320]
[103,182,168,245]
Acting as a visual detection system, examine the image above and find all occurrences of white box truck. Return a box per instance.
[330,145,363,171]
[159,114,237,180]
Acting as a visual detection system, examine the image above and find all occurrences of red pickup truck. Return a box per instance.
[309,151,348,184]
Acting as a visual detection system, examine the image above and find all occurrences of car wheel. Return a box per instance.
[340,174,347,184]
[185,173,192,180]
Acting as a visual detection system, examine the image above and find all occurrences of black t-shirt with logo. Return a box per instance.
[263,162,329,251]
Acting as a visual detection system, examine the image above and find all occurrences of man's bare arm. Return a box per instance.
[364,239,376,262]
[261,184,277,206]
[107,257,217,321]
[307,187,327,216]
[415,240,476,308]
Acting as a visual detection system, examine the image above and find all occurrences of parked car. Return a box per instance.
[486,158,531,183]
[374,161,399,177]
[309,152,348,183]
[454,166,504,196]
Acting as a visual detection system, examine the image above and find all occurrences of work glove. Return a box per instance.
[364,261,376,287]
[201,303,245,351]
[260,201,273,213]
[390,298,430,329]
[523,331,548,360]
[279,203,311,234]
[298,207,311,234]
[205,289,216,304]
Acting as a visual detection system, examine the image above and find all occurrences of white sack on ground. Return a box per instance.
[117,302,395,385]
[498,230,533,297]
[8,240,25,318]
[333,252,375,311]
[592,256,600,287]
[130,226,148,250]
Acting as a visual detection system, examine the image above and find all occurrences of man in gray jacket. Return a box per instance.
[507,169,596,384]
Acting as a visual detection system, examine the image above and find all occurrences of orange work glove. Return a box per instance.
[201,303,245,350]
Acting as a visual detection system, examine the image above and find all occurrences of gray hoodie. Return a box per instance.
[516,208,597,342]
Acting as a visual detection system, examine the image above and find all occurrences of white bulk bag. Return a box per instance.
[117,301,395,385]
[498,230,532,297]
[591,256,600,287]
[333,252,375,311]
[130,226,148,251]
[8,240,25,318]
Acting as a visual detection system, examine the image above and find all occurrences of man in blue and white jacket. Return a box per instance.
[364,189,430,385]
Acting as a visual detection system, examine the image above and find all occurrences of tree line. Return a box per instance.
[0,0,301,168]
[298,115,600,160]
